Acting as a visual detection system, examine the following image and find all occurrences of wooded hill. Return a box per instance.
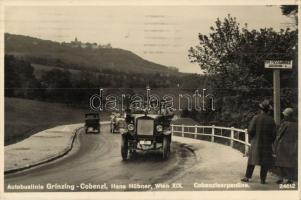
[5,33,179,75]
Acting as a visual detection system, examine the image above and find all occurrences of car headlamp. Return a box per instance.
[156,125,163,132]
[128,124,135,131]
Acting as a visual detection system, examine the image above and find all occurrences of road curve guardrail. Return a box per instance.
[171,124,250,155]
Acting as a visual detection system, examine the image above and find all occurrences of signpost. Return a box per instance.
[264,60,292,69]
[264,60,292,126]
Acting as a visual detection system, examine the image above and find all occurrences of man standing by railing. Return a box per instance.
[241,100,276,184]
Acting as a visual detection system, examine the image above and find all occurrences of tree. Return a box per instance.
[188,14,241,76]
[5,55,40,98]
[280,5,298,89]
[40,69,72,103]
[188,15,250,92]
[188,14,297,92]
[187,14,298,128]
[280,5,298,27]
[5,55,20,96]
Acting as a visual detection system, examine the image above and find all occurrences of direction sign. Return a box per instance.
[264,60,292,69]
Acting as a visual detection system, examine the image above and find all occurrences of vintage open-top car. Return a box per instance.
[84,112,100,134]
[120,104,174,160]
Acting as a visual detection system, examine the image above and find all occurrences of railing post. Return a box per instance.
[171,125,174,136]
[244,129,249,156]
[230,127,234,148]
[181,124,184,137]
[211,125,215,142]
[194,125,197,139]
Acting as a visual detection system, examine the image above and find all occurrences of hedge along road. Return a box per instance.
[4,124,280,192]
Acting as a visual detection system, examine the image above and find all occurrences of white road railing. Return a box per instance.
[171,124,250,155]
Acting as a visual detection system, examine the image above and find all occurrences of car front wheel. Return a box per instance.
[162,136,170,160]
[121,135,128,160]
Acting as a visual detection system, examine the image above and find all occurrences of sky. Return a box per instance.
[4,6,293,74]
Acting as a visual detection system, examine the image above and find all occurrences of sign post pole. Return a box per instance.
[265,60,292,126]
[273,69,280,126]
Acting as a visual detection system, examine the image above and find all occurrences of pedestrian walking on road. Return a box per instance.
[241,100,276,184]
[274,107,298,184]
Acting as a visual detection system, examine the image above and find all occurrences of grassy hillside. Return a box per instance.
[5,97,109,146]
[5,33,178,75]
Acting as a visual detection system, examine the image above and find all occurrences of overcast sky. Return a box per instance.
[5,6,293,73]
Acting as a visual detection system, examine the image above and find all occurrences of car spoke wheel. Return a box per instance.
[162,136,170,160]
[121,135,128,160]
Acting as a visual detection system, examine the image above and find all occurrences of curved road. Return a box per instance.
[5,125,198,192]
[5,125,280,192]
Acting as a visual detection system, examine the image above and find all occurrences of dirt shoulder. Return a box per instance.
[5,124,83,173]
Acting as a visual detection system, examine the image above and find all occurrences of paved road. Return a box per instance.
[5,125,282,192]
[5,126,198,192]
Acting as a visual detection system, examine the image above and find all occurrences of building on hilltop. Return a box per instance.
[69,37,82,48]
[64,37,112,49]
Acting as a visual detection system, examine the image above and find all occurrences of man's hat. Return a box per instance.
[259,100,272,111]
[282,107,294,117]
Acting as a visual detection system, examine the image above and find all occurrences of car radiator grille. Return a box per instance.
[137,119,154,136]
